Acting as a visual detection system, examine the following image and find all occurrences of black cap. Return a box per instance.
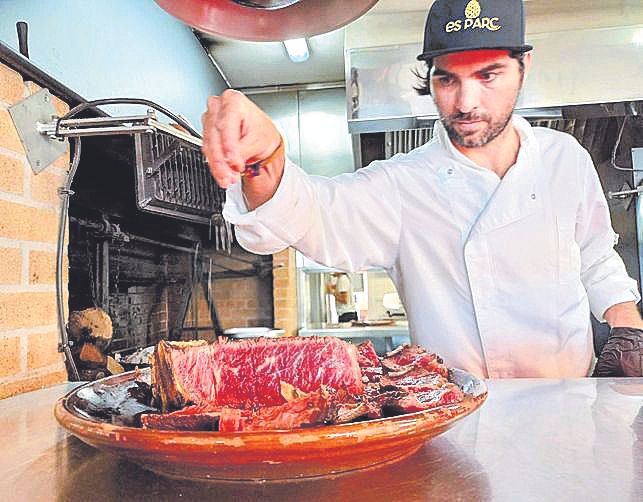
[417,0,532,62]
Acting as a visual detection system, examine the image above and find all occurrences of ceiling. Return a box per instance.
[197,0,430,89]
[196,0,555,90]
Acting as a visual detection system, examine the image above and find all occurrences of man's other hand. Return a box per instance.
[593,327,643,377]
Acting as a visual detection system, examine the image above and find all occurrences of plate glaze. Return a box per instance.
[54,368,487,482]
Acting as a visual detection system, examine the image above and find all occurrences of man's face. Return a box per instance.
[430,50,528,148]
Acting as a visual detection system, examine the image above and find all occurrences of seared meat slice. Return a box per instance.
[381,344,449,378]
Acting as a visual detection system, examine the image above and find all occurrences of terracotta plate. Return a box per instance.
[55,369,487,482]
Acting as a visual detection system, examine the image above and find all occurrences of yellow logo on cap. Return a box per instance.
[465,0,481,18]
[445,0,502,33]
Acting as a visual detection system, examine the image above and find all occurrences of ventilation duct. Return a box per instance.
[345,0,643,133]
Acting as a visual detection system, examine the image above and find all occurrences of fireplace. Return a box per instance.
[65,132,274,379]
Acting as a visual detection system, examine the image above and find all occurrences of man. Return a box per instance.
[201,0,642,378]
[326,272,358,323]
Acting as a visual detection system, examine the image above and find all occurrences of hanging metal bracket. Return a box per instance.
[8,88,67,173]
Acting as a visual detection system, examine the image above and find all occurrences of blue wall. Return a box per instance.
[0,0,228,131]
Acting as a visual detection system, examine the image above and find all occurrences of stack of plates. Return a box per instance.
[223,327,285,339]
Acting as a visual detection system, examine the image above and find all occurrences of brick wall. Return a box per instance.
[272,248,298,336]
[210,275,273,331]
[189,249,298,336]
[0,62,69,399]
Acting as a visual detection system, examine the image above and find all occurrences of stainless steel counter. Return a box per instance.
[1,378,641,501]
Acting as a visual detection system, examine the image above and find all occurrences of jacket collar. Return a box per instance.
[432,114,537,169]
[433,115,543,234]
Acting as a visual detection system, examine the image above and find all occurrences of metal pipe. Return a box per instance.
[39,124,155,138]
[56,139,81,381]
[100,240,109,309]
[128,234,197,254]
[241,80,345,95]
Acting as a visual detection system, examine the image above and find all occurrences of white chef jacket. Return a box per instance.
[223,115,640,378]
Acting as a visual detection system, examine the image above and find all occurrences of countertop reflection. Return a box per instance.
[0,378,640,502]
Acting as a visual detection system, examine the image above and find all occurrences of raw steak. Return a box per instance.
[152,337,364,412]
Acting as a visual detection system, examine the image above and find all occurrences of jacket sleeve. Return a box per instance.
[576,150,640,321]
[222,158,402,271]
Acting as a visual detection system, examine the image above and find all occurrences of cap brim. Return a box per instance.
[417,44,533,61]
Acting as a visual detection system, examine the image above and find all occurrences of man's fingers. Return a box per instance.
[202,96,237,188]
[217,90,246,172]
[202,90,282,186]
[236,118,283,167]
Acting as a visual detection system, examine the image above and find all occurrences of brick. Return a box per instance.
[0,368,67,400]
[25,81,42,96]
[0,200,58,242]
[53,151,70,169]
[274,308,296,319]
[0,153,24,195]
[272,248,291,263]
[51,95,70,117]
[275,298,296,309]
[273,278,291,289]
[27,331,62,369]
[0,108,25,154]
[0,292,57,330]
[30,168,65,206]
[29,250,65,284]
[0,64,25,104]
[0,247,21,284]
[0,337,21,377]
[273,287,294,298]
[273,268,290,279]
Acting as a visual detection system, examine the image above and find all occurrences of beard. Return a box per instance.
[438,80,522,148]
[440,107,514,148]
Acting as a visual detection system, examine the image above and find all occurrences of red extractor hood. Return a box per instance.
[155,0,380,41]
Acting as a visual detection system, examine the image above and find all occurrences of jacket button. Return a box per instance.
[530,193,536,200]
[447,168,454,175]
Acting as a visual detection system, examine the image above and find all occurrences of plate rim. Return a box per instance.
[55,368,487,442]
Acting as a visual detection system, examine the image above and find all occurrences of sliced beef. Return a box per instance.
[143,388,334,432]
[152,336,364,412]
[357,340,380,368]
[379,372,447,393]
[218,408,250,432]
[357,340,383,384]
[241,387,333,431]
[144,339,466,431]
[415,384,465,407]
[381,344,449,378]
[374,383,465,414]
[141,411,219,431]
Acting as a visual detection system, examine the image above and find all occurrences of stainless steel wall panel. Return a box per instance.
[347,22,643,133]
[248,91,302,166]
[298,88,355,177]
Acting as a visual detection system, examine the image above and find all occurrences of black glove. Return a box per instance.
[592,327,643,377]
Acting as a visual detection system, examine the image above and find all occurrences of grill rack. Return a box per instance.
[133,125,226,225]
[37,110,231,246]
